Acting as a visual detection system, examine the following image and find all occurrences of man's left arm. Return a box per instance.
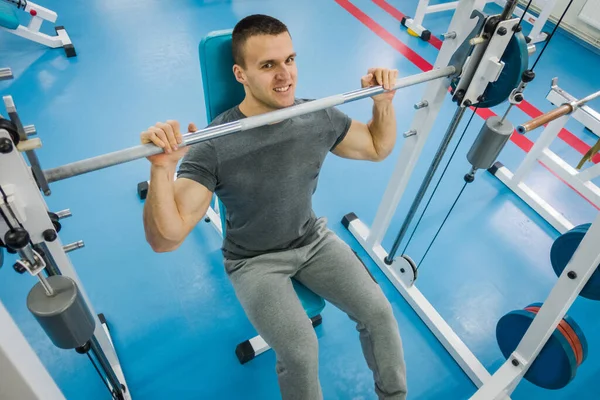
[332,68,398,162]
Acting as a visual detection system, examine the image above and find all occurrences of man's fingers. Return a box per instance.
[383,70,390,90]
[361,73,373,88]
[157,122,178,150]
[150,127,171,153]
[374,69,384,87]
[167,120,183,144]
[188,122,198,132]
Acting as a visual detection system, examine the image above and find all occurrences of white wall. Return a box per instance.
[528,0,600,48]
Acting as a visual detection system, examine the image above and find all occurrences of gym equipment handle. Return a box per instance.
[43,66,455,184]
[517,89,600,134]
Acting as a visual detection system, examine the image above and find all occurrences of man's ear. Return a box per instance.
[233,64,246,85]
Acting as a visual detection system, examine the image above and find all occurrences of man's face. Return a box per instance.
[236,32,297,110]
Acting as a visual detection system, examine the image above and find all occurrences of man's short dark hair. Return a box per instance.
[232,14,290,68]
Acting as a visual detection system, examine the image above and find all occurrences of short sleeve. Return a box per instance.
[177,140,218,192]
[326,106,352,150]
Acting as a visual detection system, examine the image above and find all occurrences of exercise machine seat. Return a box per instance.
[0,2,19,30]
[198,30,326,319]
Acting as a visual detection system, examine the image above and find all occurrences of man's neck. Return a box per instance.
[238,97,278,117]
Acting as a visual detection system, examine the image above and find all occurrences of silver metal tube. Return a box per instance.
[499,0,519,21]
[574,90,600,108]
[43,66,455,184]
[385,106,467,263]
[63,241,85,253]
[37,274,55,296]
[56,209,72,219]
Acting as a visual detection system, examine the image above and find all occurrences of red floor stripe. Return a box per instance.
[373,0,599,163]
[336,0,598,209]
[372,0,443,49]
[336,0,433,71]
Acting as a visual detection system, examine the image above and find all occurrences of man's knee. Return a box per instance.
[275,329,319,373]
[361,292,398,329]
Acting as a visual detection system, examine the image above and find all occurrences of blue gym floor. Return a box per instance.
[1,0,599,399]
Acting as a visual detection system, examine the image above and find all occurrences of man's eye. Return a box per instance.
[262,63,272,69]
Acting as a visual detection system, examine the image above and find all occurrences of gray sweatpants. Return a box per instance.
[224,218,407,399]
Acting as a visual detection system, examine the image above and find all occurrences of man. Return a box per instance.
[141,14,407,400]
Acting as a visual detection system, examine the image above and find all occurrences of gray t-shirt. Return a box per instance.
[177,99,352,260]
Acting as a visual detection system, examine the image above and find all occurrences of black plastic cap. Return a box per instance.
[522,70,535,83]
[235,341,256,364]
[75,341,91,354]
[464,173,475,183]
[64,44,76,58]
[512,24,523,32]
[342,212,358,229]
[400,16,408,26]
[497,27,507,36]
[515,94,524,102]
[0,137,13,154]
[43,229,57,242]
[311,314,323,328]
[48,212,62,233]
[421,30,431,41]
[0,118,19,145]
[13,262,26,274]
[487,161,504,175]
[4,228,29,250]
[138,181,149,200]
[484,16,500,35]
[525,36,532,43]
[98,313,107,325]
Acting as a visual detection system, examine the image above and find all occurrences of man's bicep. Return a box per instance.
[174,177,214,232]
[331,119,379,161]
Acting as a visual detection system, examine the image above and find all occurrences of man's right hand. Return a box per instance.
[141,121,198,167]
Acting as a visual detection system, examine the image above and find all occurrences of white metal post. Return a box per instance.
[513,115,569,182]
[412,0,433,27]
[471,212,600,399]
[348,0,509,390]
[368,0,481,248]
[0,301,65,400]
[528,0,557,43]
[0,129,131,399]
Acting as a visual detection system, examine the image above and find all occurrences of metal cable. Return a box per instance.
[86,352,118,400]
[417,180,469,269]
[402,108,478,255]
[531,0,575,71]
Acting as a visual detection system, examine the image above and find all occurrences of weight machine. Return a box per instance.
[401,0,557,45]
[0,0,75,58]
[491,79,600,234]
[0,0,596,398]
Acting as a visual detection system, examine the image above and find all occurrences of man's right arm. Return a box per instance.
[140,120,214,252]
[143,165,213,252]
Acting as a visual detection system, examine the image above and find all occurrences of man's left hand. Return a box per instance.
[361,68,399,103]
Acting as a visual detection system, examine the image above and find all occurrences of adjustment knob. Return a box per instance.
[4,228,29,250]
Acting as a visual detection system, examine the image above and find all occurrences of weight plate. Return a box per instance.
[496,309,578,389]
[551,223,600,300]
[451,31,529,108]
[525,303,586,366]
